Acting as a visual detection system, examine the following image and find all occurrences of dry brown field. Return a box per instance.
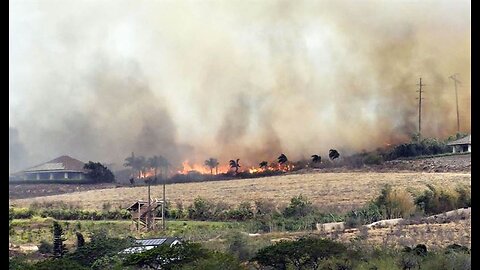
[9,172,470,211]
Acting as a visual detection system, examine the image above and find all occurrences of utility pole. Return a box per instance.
[162,164,167,230]
[147,178,151,231]
[449,73,461,133]
[416,77,425,139]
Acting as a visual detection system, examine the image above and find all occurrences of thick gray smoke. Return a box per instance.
[9,0,470,173]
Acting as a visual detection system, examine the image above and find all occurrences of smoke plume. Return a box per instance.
[9,0,470,173]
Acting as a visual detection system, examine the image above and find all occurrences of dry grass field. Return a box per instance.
[346,218,472,249]
[252,217,471,250]
[9,172,470,211]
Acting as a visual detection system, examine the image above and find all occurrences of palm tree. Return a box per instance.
[329,149,340,160]
[204,158,219,176]
[229,159,241,174]
[124,152,145,179]
[311,155,321,163]
[148,156,161,184]
[136,156,146,177]
[259,161,268,170]
[277,154,288,165]
[157,155,170,179]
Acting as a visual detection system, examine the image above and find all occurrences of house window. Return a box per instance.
[462,145,469,152]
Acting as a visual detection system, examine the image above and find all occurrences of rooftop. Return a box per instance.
[23,155,87,173]
[447,135,471,146]
[120,237,182,254]
[135,238,180,246]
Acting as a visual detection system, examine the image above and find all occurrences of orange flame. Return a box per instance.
[138,169,156,179]
[249,167,265,173]
[248,163,295,174]
[174,160,296,175]
[176,160,230,175]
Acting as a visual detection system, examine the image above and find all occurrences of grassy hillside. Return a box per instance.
[10,172,471,212]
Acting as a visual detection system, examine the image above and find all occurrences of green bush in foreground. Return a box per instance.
[415,184,471,215]
[66,231,134,267]
[121,240,244,269]
[180,252,245,270]
[252,237,347,270]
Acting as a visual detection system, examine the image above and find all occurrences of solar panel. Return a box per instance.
[136,238,167,246]
[26,163,65,171]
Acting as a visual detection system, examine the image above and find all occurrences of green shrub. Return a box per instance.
[421,251,471,270]
[66,232,134,267]
[187,197,213,221]
[26,208,132,221]
[226,231,252,261]
[363,153,384,165]
[318,257,354,270]
[445,244,470,254]
[455,185,471,208]
[414,185,469,215]
[227,202,254,221]
[39,240,53,254]
[91,255,125,270]
[283,195,313,218]
[9,256,35,270]
[345,202,382,228]
[374,185,415,219]
[11,208,34,219]
[397,253,420,270]
[168,208,185,220]
[33,258,89,270]
[181,252,244,270]
[252,237,347,270]
[9,208,13,236]
[84,161,115,183]
[123,241,209,269]
[386,136,450,160]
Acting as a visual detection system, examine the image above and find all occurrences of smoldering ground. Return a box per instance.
[9,0,470,173]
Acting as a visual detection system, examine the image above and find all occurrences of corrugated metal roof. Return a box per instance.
[447,135,471,146]
[120,238,181,254]
[134,237,181,246]
[136,238,167,246]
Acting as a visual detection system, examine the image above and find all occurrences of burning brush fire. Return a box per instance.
[174,160,295,175]
[248,164,295,173]
[177,160,230,175]
[129,154,298,181]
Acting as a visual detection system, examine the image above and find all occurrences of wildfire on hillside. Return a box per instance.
[248,163,295,174]
[175,160,296,175]
[177,160,230,175]
[130,160,297,180]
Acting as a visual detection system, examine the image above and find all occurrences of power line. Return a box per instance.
[449,73,461,133]
[416,77,425,138]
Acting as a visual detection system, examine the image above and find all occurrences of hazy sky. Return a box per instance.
[9,0,470,173]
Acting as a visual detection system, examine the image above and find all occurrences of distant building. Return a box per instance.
[12,155,88,181]
[120,237,182,254]
[447,135,471,154]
